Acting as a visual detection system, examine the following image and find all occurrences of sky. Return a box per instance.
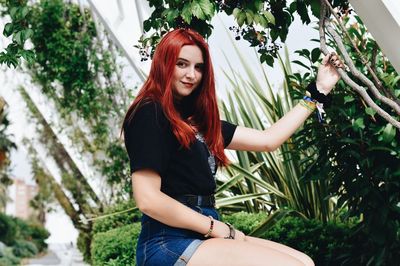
[1,0,319,244]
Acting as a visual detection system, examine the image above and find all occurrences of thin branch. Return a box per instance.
[325,24,400,116]
[322,0,400,109]
[319,1,400,129]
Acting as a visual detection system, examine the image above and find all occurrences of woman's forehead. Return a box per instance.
[178,45,204,63]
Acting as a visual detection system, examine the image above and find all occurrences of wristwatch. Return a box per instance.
[224,222,235,239]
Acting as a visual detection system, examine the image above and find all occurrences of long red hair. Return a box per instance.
[123,28,230,167]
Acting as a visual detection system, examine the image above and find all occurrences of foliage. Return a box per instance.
[0,0,35,67]
[92,200,140,234]
[99,141,132,197]
[139,0,349,66]
[91,223,141,266]
[221,211,267,235]
[0,213,15,246]
[12,239,38,258]
[261,216,363,266]
[25,0,132,198]
[217,40,335,223]
[0,98,16,212]
[0,213,49,251]
[290,17,400,265]
[77,231,91,264]
[0,246,20,266]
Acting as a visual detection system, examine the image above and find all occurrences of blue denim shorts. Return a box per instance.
[136,204,220,266]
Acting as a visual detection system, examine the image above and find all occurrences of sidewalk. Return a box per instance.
[25,243,88,266]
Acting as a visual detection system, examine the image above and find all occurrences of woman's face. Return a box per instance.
[172,45,204,101]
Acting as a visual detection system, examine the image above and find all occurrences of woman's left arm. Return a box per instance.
[226,53,344,152]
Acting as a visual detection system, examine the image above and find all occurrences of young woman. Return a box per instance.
[123,28,343,266]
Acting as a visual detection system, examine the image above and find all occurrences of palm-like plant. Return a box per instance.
[215,40,336,225]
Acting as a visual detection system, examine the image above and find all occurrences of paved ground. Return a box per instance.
[25,243,88,266]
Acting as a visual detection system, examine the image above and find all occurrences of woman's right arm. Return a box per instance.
[132,168,245,240]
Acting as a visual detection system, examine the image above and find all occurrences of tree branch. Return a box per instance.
[321,0,400,105]
[319,1,400,129]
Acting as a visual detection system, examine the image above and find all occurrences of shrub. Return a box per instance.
[260,216,358,266]
[12,240,38,258]
[0,213,49,252]
[0,214,16,246]
[26,223,50,252]
[221,211,267,235]
[92,200,140,234]
[0,246,20,266]
[91,223,141,266]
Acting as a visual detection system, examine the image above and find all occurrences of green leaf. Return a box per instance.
[232,8,241,18]
[261,54,274,67]
[353,117,365,130]
[192,0,215,20]
[237,12,246,27]
[181,4,192,24]
[20,6,30,19]
[365,107,376,116]
[9,7,18,19]
[3,23,13,37]
[216,192,271,208]
[292,60,310,70]
[344,95,355,104]
[245,9,254,24]
[13,31,23,45]
[296,0,311,24]
[381,123,396,143]
[162,9,179,21]
[311,48,321,63]
[259,15,268,28]
[263,11,275,25]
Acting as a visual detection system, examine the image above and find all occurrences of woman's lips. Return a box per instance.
[181,81,194,88]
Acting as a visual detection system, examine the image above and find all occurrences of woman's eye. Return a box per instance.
[195,65,204,71]
[177,62,187,67]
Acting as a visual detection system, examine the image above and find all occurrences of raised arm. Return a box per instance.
[226,53,343,152]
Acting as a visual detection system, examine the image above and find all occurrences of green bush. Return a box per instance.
[260,216,358,266]
[0,214,16,246]
[0,246,20,266]
[91,223,141,266]
[0,213,49,253]
[92,200,140,234]
[12,240,38,258]
[26,223,50,252]
[221,211,267,235]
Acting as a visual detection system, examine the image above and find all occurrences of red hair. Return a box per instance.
[123,28,230,167]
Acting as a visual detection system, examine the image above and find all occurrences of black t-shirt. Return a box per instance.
[123,101,237,196]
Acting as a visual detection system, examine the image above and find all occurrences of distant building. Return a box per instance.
[14,178,38,220]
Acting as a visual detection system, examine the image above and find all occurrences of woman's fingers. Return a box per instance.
[329,52,344,69]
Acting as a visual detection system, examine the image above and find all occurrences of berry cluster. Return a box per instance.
[229,25,243,40]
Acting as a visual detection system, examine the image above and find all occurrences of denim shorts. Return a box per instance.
[136,204,220,266]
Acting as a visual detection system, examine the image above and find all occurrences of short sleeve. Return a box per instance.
[124,102,172,176]
[221,120,237,148]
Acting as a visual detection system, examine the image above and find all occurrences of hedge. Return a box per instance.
[91,223,141,266]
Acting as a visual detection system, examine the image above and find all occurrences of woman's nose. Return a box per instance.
[185,67,196,79]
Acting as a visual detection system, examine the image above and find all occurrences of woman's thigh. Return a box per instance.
[244,236,314,266]
[187,237,314,266]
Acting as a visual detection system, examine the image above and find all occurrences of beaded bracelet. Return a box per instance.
[204,215,214,238]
